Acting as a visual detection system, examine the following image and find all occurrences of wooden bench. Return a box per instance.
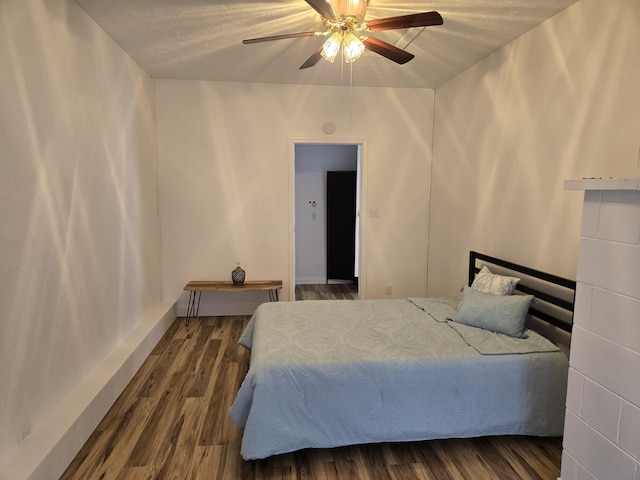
[183,280,283,325]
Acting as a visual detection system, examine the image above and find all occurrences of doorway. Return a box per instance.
[293,143,362,299]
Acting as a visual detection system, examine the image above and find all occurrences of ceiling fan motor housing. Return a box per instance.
[330,0,368,21]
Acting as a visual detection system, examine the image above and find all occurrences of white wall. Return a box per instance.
[295,170,327,283]
[0,0,169,478]
[155,80,434,311]
[429,0,640,296]
[295,144,358,284]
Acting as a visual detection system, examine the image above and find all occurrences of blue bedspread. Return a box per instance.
[229,298,568,460]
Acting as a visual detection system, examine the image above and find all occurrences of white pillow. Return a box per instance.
[471,266,520,296]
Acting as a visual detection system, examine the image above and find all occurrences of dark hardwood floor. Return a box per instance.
[61,286,562,479]
[295,283,358,300]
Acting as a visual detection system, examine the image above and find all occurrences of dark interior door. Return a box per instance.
[326,171,357,282]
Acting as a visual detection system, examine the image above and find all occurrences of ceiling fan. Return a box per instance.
[242,0,443,69]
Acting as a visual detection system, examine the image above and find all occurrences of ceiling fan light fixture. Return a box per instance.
[243,2,443,70]
[343,33,364,63]
[321,31,342,62]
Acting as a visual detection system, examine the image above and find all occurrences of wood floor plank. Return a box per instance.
[137,338,185,399]
[441,439,499,479]
[62,285,563,479]
[495,436,562,480]
[158,396,209,478]
[388,463,429,480]
[185,339,221,398]
[209,317,231,340]
[125,370,186,467]
[295,284,358,301]
[150,319,182,355]
[468,436,523,479]
[60,429,110,480]
[98,355,162,425]
[198,361,239,446]
[61,397,157,480]
[415,440,467,480]
[189,445,227,480]
[114,466,156,480]
[354,444,391,480]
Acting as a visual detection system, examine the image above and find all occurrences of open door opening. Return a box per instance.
[293,143,361,300]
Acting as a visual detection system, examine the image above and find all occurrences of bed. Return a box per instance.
[229,251,576,460]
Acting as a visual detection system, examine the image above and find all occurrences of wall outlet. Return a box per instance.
[17,420,31,445]
[385,284,392,295]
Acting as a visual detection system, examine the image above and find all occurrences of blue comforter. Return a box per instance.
[229,298,568,460]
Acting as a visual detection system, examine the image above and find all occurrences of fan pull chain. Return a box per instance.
[349,61,353,140]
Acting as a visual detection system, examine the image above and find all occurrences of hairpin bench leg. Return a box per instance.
[185,290,202,326]
[268,289,279,302]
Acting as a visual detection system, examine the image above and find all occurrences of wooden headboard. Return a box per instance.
[468,251,576,343]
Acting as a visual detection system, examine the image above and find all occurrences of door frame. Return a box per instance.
[288,139,368,301]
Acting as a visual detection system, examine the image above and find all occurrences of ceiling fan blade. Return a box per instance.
[243,31,319,44]
[366,11,443,32]
[362,37,415,64]
[299,46,324,69]
[305,0,336,21]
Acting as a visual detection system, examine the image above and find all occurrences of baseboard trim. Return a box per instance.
[295,277,327,285]
[0,300,176,480]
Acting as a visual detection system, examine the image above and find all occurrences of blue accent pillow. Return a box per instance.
[457,286,533,338]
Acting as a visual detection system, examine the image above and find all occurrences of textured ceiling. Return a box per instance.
[73,0,580,88]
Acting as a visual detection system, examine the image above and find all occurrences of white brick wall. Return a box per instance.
[561,188,640,480]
